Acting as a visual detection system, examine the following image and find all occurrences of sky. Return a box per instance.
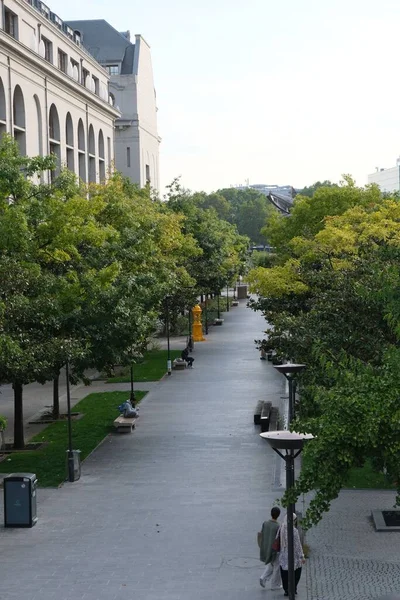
[47,0,400,193]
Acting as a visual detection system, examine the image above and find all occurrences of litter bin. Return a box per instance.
[66,449,81,482]
[4,473,38,528]
[236,284,248,299]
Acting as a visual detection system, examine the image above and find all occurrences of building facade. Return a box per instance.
[0,0,119,183]
[66,20,160,192]
[367,160,400,193]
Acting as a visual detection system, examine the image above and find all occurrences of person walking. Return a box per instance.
[259,506,282,589]
[279,513,305,596]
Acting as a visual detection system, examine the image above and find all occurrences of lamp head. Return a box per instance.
[260,430,314,450]
[273,363,306,376]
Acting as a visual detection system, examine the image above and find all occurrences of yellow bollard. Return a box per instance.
[192,304,205,342]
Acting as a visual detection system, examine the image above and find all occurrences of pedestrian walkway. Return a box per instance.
[1,299,396,600]
[0,298,290,600]
[305,489,400,600]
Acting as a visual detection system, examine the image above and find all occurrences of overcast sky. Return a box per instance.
[47,0,400,192]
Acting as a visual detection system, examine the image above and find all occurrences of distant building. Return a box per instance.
[234,183,297,215]
[66,19,160,192]
[0,0,119,183]
[367,160,400,193]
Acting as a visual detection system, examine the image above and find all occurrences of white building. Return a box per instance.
[0,0,119,183]
[65,20,160,192]
[367,160,400,193]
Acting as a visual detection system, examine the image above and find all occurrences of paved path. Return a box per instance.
[0,299,291,600]
[1,299,397,599]
[305,490,400,600]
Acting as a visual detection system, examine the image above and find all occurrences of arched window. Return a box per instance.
[88,124,96,183]
[33,95,43,157]
[109,92,115,106]
[98,129,105,181]
[65,112,74,172]
[77,118,86,182]
[48,104,60,181]
[0,77,6,137]
[13,85,26,154]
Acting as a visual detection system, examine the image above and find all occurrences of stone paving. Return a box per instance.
[0,299,290,600]
[305,490,400,600]
[1,298,399,599]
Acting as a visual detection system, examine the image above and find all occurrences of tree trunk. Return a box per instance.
[13,382,24,450]
[53,372,60,420]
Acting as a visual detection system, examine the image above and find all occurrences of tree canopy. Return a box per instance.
[0,137,248,447]
[248,178,400,528]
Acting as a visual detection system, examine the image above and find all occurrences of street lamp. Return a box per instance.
[204,295,209,335]
[260,431,313,600]
[65,359,74,482]
[165,297,172,375]
[217,291,220,319]
[226,284,230,312]
[130,361,136,405]
[273,363,306,426]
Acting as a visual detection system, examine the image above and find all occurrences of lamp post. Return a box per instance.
[187,308,194,351]
[273,363,306,427]
[260,431,313,600]
[226,284,229,312]
[217,291,220,319]
[130,361,136,406]
[204,295,209,335]
[165,297,171,375]
[65,359,75,483]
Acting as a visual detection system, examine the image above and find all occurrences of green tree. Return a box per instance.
[248,181,400,528]
[297,180,338,198]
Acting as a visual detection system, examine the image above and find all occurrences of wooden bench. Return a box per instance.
[214,318,224,326]
[173,358,187,370]
[113,415,138,433]
[260,401,272,432]
[232,301,239,307]
[254,400,264,425]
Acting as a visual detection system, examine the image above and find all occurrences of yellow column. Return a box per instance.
[192,304,205,342]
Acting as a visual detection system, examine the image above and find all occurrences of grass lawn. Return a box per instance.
[344,460,395,490]
[107,349,181,383]
[0,391,146,487]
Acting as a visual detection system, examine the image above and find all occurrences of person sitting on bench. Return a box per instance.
[181,347,194,368]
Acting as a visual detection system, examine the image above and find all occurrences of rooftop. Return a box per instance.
[65,19,136,74]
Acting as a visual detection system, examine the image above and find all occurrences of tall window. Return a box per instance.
[70,58,79,81]
[98,130,105,182]
[105,65,119,75]
[65,112,74,172]
[13,85,26,155]
[107,136,111,169]
[145,164,150,184]
[77,119,86,182]
[92,76,99,95]
[126,147,131,168]
[0,77,6,138]
[88,125,96,183]
[4,7,18,39]
[41,36,53,63]
[57,49,67,73]
[82,67,89,87]
[49,104,60,182]
[33,95,43,158]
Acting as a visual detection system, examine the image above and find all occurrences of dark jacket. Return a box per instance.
[260,519,280,564]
